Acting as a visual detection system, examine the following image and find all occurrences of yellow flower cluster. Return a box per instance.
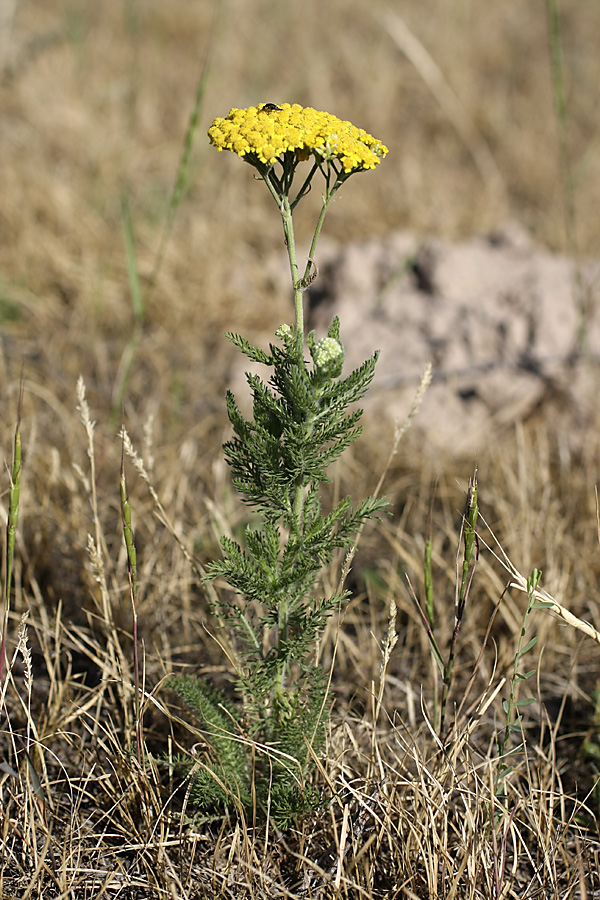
[208,103,388,173]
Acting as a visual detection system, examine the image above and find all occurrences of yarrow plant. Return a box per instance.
[167,102,388,826]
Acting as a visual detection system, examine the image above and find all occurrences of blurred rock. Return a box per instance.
[300,227,600,455]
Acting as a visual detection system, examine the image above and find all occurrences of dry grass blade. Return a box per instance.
[377,9,506,208]
[482,517,600,646]
[510,577,600,646]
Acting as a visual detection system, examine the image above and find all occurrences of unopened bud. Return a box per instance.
[313,336,344,378]
[276,324,293,342]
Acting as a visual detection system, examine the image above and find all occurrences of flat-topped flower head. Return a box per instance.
[208,102,388,173]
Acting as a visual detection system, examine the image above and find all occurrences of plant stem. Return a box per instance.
[280,194,304,355]
[1,391,22,684]
[120,445,142,770]
[262,159,351,708]
[440,473,478,736]
[274,179,339,699]
[302,188,334,284]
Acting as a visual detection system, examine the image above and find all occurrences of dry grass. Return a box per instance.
[2,0,600,896]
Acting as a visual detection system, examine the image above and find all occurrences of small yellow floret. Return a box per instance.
[208,103,388,172]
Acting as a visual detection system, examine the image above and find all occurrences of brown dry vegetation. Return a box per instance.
[2,1,600,897]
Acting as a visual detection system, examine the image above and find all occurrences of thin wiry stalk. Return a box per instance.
[1,384,23,685]
[120,439,143,771]
[440,471,478,737]
[75,377,133,738]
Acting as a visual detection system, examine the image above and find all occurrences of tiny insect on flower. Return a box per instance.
[208,103,388,172]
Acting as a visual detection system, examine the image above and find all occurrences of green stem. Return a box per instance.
[290,160,319,211]
[268,158,343,702]
[280,195,304,354]
[276,188,327,695]
[440,474,478,737]
[302,191,333,285]
[1,399,22,683]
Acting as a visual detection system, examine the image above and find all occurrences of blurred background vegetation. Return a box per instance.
[2,0,599,424]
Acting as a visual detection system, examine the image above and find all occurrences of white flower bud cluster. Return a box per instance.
[313,336,344,377]
[276,324,293,341]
